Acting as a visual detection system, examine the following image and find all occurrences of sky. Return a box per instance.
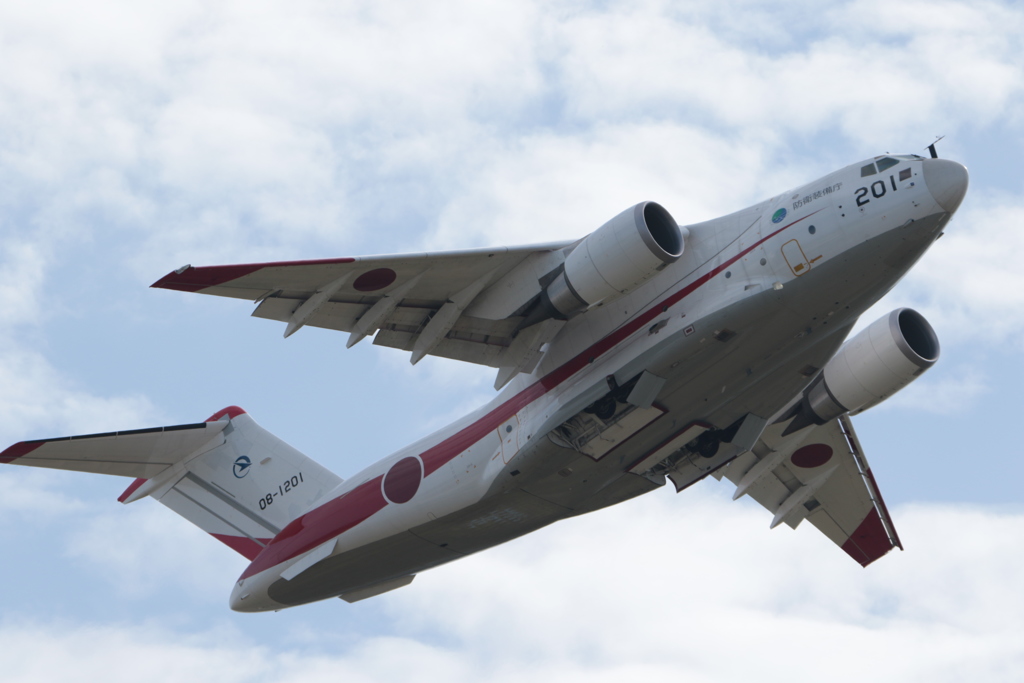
[1,0,1022,680]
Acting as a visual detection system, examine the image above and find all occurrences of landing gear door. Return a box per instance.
[497,415,521,464]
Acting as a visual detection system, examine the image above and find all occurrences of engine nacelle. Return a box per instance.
[803,308,940,424]
[542,201,684,320]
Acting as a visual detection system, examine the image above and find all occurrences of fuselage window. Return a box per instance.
[876,157,899,172]
[860,163,877,177]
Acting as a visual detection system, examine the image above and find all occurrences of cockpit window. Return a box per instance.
[876,157,899,172]
[860,163,877,177]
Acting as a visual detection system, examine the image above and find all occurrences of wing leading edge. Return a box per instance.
[719,414,901,567]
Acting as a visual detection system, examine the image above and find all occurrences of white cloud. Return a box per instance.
[427,123,781,250]
[0,468,87,517]
[876,365,987,414]
[0,229,159,451]
[0,340,161,444]
[552,0,1024,142]
[0,622,266,683]
[3,0,1020,278]
[386,491,1024,681]
[65,502,247,600]
[0,3,1022,679]
[2,491,1022,682]
[0,240,47,327]
[0,0,553,273]
[900,197,1024,346]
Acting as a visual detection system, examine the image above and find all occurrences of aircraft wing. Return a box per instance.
[152,242,575,385]
[719,414,902,566]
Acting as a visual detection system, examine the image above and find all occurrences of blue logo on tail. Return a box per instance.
[233,455,252,478]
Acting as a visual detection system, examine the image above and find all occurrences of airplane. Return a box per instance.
[1,152,968,612]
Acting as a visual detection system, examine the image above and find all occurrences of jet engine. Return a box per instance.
[787,308,940,430]
[539,201,684,320]
[802,311,937,428]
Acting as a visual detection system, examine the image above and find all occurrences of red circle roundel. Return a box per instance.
[353,268,398,292]
[383,456,422,504]
[790,443,834,468]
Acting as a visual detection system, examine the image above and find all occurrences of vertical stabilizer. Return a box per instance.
[127,407,344,559]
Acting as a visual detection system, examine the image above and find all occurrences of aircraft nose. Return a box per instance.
[922,158,969,214]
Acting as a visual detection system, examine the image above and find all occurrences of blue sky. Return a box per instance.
[1,1,1022,680]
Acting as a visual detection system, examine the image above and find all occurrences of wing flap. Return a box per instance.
[373,329,508,366]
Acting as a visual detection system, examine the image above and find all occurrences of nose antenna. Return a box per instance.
[926,135,945,159]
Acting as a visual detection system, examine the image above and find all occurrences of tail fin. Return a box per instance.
[1,406,343,560]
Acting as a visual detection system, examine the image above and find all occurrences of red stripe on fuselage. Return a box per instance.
[241,211,820,578]
[241,475,388,579]
[418,210,821,479]
[211,534,274,561]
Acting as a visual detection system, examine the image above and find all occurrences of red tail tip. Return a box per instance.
[205,406,247,422]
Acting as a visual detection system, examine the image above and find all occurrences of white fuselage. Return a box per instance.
[231,154,964,611]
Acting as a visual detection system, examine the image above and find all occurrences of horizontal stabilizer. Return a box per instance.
[1,406,344,562]
[1,420,228,478]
